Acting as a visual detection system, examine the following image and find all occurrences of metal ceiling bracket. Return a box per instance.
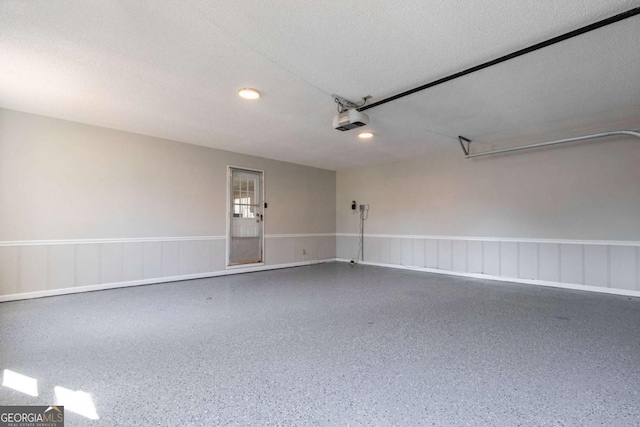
[458,136,471,156]
[332,94,371,111]
[463,130,640,159]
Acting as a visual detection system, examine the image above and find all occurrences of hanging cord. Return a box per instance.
[353,204,369,263]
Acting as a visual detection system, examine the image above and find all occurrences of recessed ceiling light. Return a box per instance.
[238,88,261,100]
[358,132,374,139]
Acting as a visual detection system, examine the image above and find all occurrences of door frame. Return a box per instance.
[226,165,265,268]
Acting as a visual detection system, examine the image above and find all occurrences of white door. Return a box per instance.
[228,168,263,265]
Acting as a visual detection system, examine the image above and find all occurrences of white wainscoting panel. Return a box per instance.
[378,237,390,265]
[101,243,123,284]
[425,239,438,268]
[0,246,19,295]
[452,240,467,273]
[518,242,538,280]
[281,237,296,264]
[123,242,144,282]
[264,235,336,265]
[0,234,335,300]
[401,238,412,266]
[76,244,101,287]
[560,244,583,285]
[384,237,402,264]
[437,239,452,271]
[143,242,163,279]
[610,246,637,291]
[389,238,402,265]
[211,239,227,271]
[500,242,519,278]
[538,243,560,282]
[179,240,211,275]
[482,241,500,276]
[335,234,640,297]
[21,245,48,293]
[293,238,305,263]
[584,245,608,288]
[49,245,76,290]
[161,241,181,277]
[335,236,347,260]
[412,239,425,268]
[363,236,378,263]
[306,236,317,262]
[2,233,638,300]
[467,241,483,273]
[320,236,336,261]
[265,237,283,265]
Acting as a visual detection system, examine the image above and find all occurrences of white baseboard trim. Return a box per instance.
[0,258,337,303]
[335,258,640,298]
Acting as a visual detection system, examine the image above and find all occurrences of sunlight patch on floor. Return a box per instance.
[54,386,99,420]
[2,369,38,397]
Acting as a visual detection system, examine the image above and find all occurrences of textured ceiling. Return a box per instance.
[1,0,639,170]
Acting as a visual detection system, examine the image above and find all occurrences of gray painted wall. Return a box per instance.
[0,108,336,240]
[337,136,640,240]
[0,109,336,298]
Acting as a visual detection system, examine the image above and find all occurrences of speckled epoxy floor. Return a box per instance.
[1,263,639,426]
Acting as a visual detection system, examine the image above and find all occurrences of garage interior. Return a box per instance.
[1,1,639,425]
